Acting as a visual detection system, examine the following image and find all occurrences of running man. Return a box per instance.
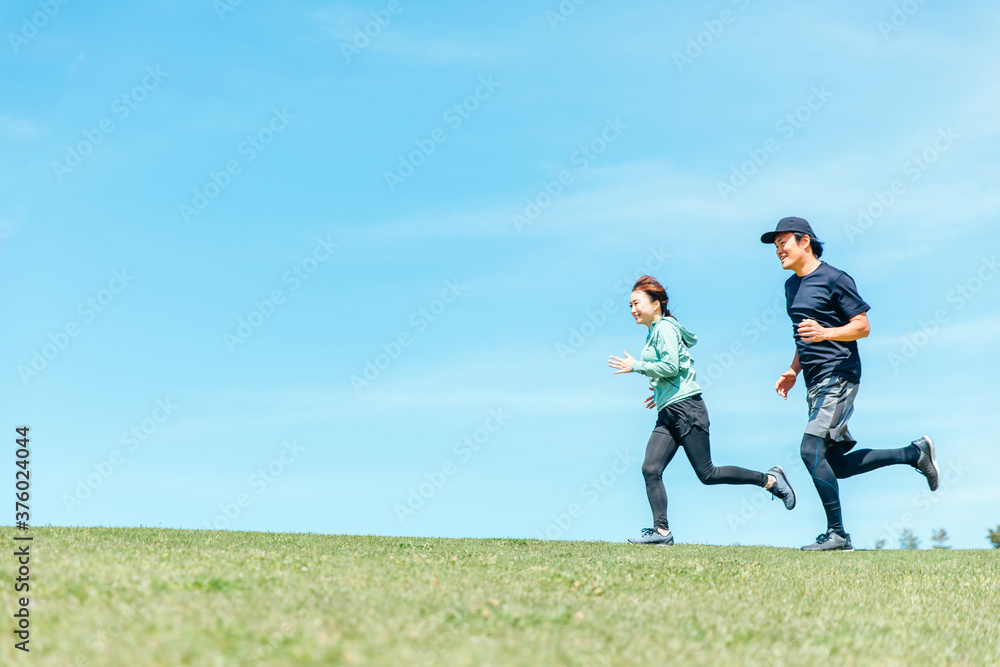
[608,275,796,546]
[761,216,941,551]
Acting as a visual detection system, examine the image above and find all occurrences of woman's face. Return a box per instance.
[629,290,661,326]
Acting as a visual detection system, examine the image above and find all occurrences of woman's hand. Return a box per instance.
[644,388,656,409]
[608,350,635,374]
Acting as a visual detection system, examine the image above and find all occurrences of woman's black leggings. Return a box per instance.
[642,423,766,531]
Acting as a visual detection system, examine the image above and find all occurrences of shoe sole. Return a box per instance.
[922,435,939,492]
[773,465,796,510]
[628,534,674,546]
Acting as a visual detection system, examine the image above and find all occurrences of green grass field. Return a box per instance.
[1,527,998,666]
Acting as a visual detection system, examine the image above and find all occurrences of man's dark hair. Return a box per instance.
[793,232,824,258]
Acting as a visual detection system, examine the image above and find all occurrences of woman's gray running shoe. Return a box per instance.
[912,435,939,491]
[766,465,796,510]
[801,530,853,551]
[628,528,674,546]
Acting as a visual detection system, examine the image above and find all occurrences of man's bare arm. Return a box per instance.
[798,312,870,343]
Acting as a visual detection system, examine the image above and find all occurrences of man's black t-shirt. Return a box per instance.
[785,262,871,388]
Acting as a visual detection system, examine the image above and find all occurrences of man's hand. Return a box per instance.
[775,369,797,399]
[644,388,656,409]
[797,318,829,343]
[799,312,870,343]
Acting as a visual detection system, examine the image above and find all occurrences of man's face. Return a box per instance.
[774,232,809,270]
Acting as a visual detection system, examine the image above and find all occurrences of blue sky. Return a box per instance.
[2,0,998,549]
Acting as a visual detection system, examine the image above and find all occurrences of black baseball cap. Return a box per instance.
[760,216,821,245]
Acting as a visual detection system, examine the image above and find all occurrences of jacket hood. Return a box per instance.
[660,316,697,347]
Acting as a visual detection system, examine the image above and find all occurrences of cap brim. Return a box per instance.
[760,232,778,244]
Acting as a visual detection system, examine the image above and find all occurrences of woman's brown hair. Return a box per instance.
[631,275,672,318]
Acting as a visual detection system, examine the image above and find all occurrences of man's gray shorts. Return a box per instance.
[805,375,858,450]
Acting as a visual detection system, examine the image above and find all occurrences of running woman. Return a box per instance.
[761,216,941,552]
[608,275,796,546]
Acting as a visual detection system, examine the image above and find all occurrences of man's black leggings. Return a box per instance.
[642,419,766,531]
[800,434,918,536]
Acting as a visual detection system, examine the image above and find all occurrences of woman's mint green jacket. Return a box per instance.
[628,315,702,411]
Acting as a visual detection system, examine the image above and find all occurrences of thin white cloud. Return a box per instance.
[66,52,87,76]
[341,121,1000,249]
[192,375,637,417]
[0,117,45,140]
[309,7,505,63]
[364,33,507,63]
[0,203,28,247]
[867,311,1000,352]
